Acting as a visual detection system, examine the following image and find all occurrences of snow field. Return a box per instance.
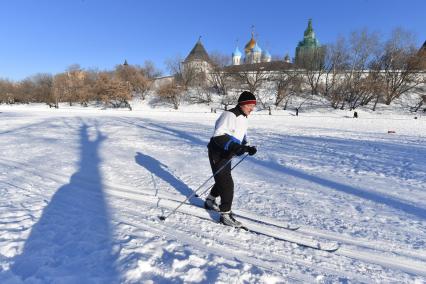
[0,105,425,283]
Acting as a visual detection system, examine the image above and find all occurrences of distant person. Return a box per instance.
[295,108,299,116]
[353,111,358,118]
[205,91,257,227]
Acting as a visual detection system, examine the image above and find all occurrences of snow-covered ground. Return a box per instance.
[0,103,425,283]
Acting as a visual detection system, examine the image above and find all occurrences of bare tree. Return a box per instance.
[156,81,184,109]
[416,44,426,70]
[81,69,99,104]
[165,55,199,90]
[51,69,100,107]
[234,66,268,99]
[272,71,303,109]
[207,52,234,106]
[209,52,231,68]
[15,78,35,103]
[140,60,163,79]
[59,65,87,106]
[321,38,349,108]
[374,28,424,105]
[52,73,68,108]
[165,55,213,106]
[188,71,215,104]
[0,79,16,104]
[296,47,326,96]
[115,64,151,100]
[409,85,426,112]
[364,69,387,111]
[28,73,54,105]
[340,29,380,110]
[95,72,132,109]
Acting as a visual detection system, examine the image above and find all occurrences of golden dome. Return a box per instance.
[244,32,256,53]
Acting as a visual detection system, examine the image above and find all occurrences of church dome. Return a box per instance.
[233,46,242,57]
[253,43,262,53]
[245,33,256,53]
[263,50,271,58]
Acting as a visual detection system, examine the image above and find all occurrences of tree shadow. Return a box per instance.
[11,123,120,282]
[266,133,426,181]
[146,122,207,147]
[0,119,51,135]
[253,158,426,220]
[114,117,208,147]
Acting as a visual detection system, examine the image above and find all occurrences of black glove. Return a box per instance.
[234,145,246,156]
[230,143,257,156]
[245,145,257,156]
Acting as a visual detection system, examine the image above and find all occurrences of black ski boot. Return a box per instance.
[220,211,243,228]
[204,196,220,212]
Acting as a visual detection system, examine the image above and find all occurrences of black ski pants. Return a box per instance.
[208,147,234,212]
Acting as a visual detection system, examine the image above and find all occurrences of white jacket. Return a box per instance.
[210,106,248,152]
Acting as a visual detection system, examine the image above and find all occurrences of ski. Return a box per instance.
[149,191,301,231]
[189,198,300,231]
[238,221,340,252]
[105,188,338,252]
[104,185,300,231]
[158,201,340,253]
[232,210,300,231]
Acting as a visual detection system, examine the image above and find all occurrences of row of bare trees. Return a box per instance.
[155,29,424,111]
[0,61,161,109]
[293,28,425,111]
[1,28,424,111]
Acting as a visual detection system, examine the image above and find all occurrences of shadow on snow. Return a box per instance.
[135,152,206,208]
[11,123,120,282]
[134,119,426,221]
[254,158,426,220]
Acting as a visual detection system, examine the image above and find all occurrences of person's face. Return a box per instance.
[240,103,256,116]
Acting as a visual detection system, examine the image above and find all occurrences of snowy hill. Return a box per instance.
[0,104,425,283]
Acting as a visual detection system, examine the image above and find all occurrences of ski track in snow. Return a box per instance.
[0,107,425,283]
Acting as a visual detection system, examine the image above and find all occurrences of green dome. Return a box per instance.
[295,19,325,69]
[297,19,320,49]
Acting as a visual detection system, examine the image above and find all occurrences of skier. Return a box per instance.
[205,91,257,227]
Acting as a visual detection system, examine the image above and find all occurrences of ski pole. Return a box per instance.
[197,153,249,199]
[159,155,235,221]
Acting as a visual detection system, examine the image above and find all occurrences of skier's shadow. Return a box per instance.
[135,152,201,203]
[11,123,119,282]
[135,152,218,220]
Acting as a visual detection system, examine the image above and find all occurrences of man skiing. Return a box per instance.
[205,91,257,227]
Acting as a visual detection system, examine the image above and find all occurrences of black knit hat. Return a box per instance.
[237,91,257,106]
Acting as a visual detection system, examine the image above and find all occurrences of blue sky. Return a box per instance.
[1,0,424,80]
